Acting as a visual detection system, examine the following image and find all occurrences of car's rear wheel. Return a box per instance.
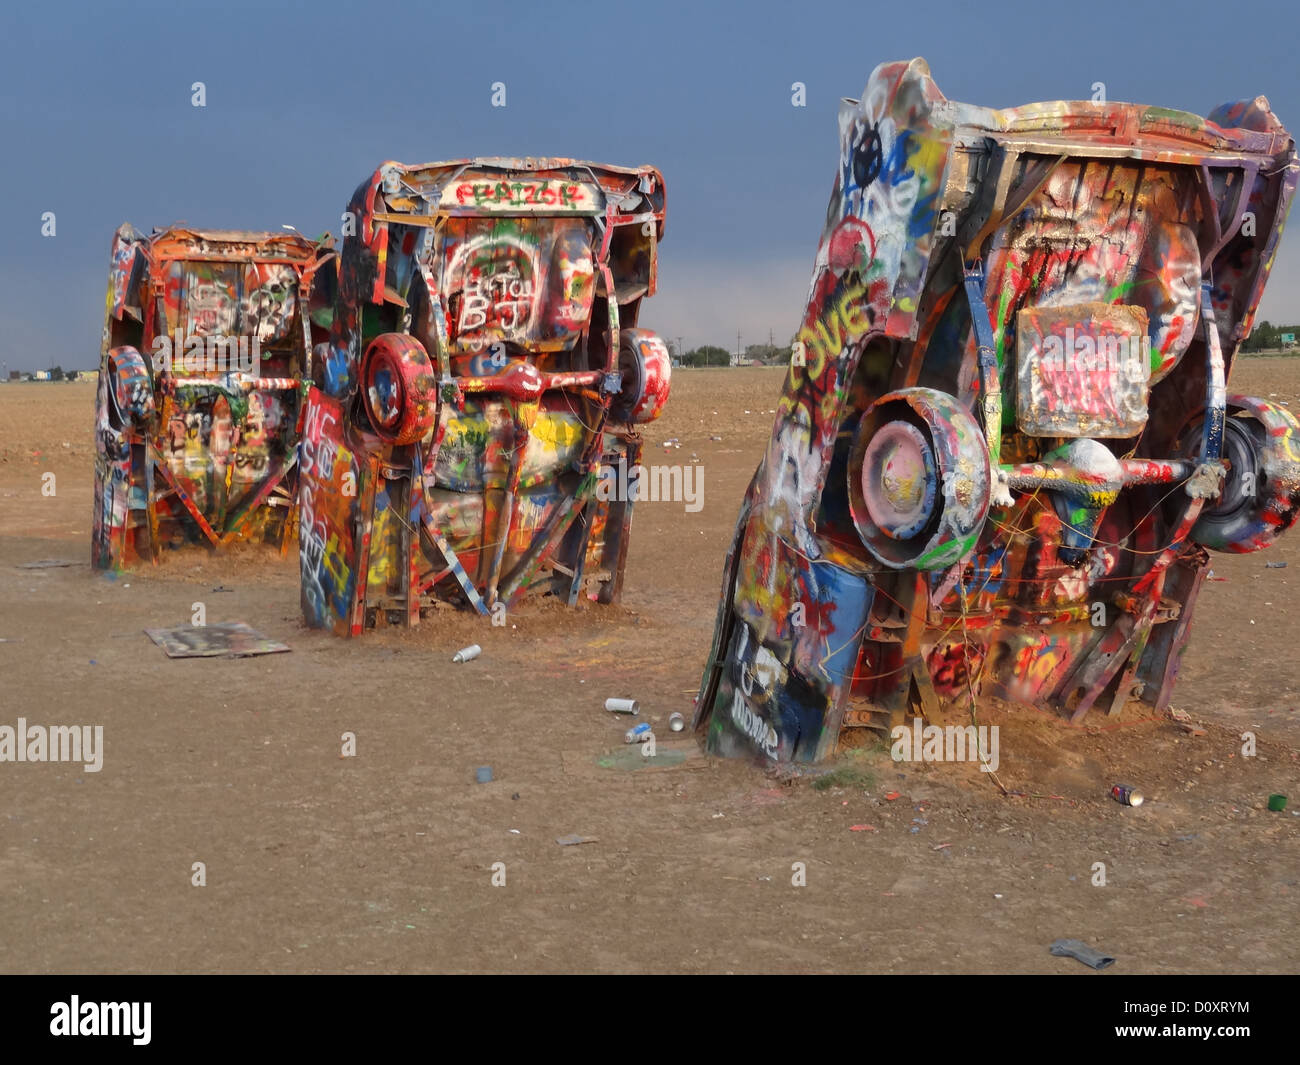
[848,388,991,570]
[610,329,671,424]
[361,334,438,444]
[1180,396,1300,552]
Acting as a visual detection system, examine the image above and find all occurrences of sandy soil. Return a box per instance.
[0,366,1296,974]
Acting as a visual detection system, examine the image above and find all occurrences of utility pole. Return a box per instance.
[736,331,741,368]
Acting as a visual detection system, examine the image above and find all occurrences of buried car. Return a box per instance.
[298,158,670,634]
[696,58,1300,762]
[92,225,334,570]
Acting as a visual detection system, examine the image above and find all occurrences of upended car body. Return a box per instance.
[92,225,334,570]
[697,58,1300,762]
[298,158,670,634]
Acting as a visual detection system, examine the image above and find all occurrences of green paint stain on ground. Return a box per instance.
[597,748,687,771]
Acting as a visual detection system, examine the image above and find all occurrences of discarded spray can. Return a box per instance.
[669,712,685,732]
[1111,784,1144,807]
[452,644,482,663]
[605,698,639,715]
[625,722,652,744]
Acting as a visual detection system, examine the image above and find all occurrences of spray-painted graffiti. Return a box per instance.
[304,158,668,633]
[697,58,1300,762]
[451,179,598,213]
[299,390,364,631]
[91,224,333,570]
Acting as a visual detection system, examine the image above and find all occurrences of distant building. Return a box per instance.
[33,370,51,381]
[75,369,98,381]
[6,370,18,381]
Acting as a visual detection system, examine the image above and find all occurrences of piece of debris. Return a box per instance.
[1110,784,1144,807]
[17,559,81,569]
[1049,938,1116,970]
[884,791,901,801]
[452,644,481,663]
[1265,561,1288,569]
[1267,794,1287,812]
[1168,708,1207,737]
[605,697,638,715]
[625,722,652,744]
[849,824,877,832]
[475,766,493,784]
[668,712,685,732]
[144,622,289,659]
[555,834,598,847]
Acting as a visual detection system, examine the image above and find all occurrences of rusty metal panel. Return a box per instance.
[92,226,335,571]
[696,57,1300,763]
[300,158,670,634]
[1015,303,1151,437]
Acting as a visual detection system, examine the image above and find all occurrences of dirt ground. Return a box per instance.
[1,365,1297,974]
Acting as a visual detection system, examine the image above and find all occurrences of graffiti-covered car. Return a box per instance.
[93,225,334,570]
[696,58,1299,762]
[299,158,670,634]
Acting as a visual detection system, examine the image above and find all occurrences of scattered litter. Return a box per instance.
[475,766,493,784]
[1049,939,1115,970]
[1110,784,1144,807]
[933,842,951,850]
[849,824,877,832]
[17,559,82,569]
[210,585,235,593]
[625,722,652,744]
[508,829,520,835]
[709,435,723,441]
[511,792,520,800]
[1267,793,1287,812]
[1168,707,1207,737]
[452,643,481,663]
[668,712,685,732]
[144,622,289,659]
[605,697,638,715]
[555,834,598,846]
[711,812,724,819]
[1265,561,1288,569]
[884,791,901,801]
[993,893,1003,899]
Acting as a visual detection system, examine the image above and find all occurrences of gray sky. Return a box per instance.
[2,0,1297,371]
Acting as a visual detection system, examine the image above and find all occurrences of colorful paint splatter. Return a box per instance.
[697,58,1300,762]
